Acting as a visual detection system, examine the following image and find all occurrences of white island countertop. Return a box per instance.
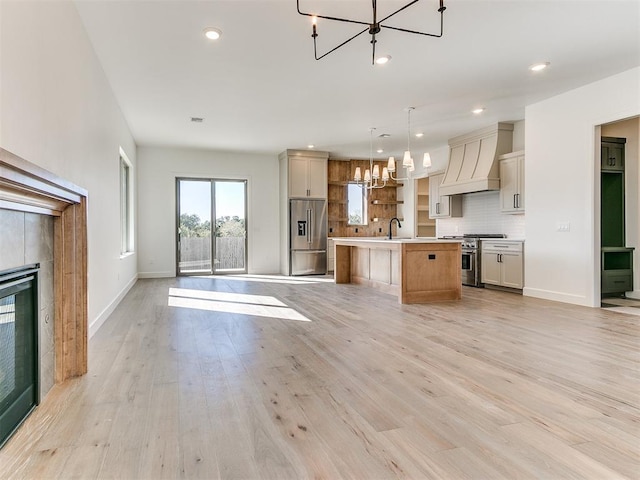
[331,237,463,244]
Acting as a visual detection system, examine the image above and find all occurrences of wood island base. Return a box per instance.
[333,238,462,304]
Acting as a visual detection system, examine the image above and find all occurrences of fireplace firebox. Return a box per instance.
[0,265,39,448]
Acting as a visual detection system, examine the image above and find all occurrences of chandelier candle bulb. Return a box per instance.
[382,167,389,181]
[403,151,412,167]
[364,169,371,182]
[372,165,380,180]
[354,167,362,182]
[388,157,396,173]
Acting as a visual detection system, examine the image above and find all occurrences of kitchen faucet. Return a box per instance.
[388,217,402,240]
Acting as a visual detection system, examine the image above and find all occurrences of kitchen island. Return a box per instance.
[332,237,462,304]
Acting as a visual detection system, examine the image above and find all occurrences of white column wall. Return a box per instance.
[136,146,280,277]
[0,1,138,336]
[524,67,639,306]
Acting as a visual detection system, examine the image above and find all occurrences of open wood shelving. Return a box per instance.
[328,159,403,237]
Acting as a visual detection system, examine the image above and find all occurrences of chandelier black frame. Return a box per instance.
[296,0,446,64]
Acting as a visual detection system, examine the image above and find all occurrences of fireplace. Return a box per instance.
[0,265,39,448]
[0,147,88,447]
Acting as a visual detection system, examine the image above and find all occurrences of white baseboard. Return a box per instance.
[625,290,640,300]
[137,271,175,279]
[89,275,138,338]
[523,287,593,307]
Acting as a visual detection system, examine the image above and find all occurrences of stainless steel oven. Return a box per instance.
[461,241,479,287]
[440,234,506,287]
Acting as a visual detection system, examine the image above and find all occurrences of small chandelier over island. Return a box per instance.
[354,108,433,189]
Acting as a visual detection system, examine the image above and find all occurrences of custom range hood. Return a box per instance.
[439,123,514,196]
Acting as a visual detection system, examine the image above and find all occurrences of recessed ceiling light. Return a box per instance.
[415,133,424,138]
[191,117,204,123]
[375,55,392,65]
[378,133,391,138]
[376,149,383,153]
[204,28,222,40]
[472,108,485,115]
[529,62,550,72]
[307,144,315,149]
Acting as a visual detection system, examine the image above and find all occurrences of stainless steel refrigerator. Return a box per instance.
[289,199,327,275]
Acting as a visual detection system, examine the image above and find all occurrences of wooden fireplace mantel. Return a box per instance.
[0,148,88,382]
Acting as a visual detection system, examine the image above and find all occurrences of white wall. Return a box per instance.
[437,191,526,239]
[524,67,640,307]
[601,117,640,300]
[0,1,138,336]
[137,147,280,277]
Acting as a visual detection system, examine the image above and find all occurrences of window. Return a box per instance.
[120,149,133,255]
[347,183,367,225]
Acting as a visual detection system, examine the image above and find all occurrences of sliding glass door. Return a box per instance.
[176,178,247,275]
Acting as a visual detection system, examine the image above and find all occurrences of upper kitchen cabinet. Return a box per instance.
[499,151,525,214]
[601,137,625,172]
[429,171,462,219]
[280,150,328,199]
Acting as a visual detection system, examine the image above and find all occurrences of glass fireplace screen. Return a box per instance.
[0,266,38,449]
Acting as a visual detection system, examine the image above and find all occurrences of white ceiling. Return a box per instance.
[74,0,640,159]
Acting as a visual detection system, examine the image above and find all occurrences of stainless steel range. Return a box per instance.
[440,234,506,287]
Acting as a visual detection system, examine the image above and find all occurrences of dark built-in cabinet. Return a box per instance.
[601,136,634,296]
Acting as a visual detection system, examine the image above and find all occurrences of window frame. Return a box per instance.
[347,182,368,226]
[119,148,134,256]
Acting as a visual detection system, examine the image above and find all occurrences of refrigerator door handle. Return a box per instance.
[307,209,312,243]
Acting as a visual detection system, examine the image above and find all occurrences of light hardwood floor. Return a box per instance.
[1,275,639,479]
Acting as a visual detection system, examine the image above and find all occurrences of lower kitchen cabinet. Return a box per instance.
[481,240,524,289]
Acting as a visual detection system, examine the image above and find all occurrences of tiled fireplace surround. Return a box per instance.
[0,147,88,403]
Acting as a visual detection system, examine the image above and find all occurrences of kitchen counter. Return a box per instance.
[332,237,462,303]
[332,236,463,244]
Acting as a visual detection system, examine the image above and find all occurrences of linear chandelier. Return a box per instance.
[354,128,388,190]
[296,0,447,64]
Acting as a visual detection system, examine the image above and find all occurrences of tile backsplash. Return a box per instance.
[437,191,526,239]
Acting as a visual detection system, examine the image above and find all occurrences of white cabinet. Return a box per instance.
[429,172,462,219]
[499,151,524,214]
[288,155,327,199]
[481,240,524,289]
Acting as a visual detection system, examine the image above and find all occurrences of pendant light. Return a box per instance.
[388,107,418,181]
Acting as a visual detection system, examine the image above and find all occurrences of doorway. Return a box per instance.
[176,178,247,275]
[598,116,639,314]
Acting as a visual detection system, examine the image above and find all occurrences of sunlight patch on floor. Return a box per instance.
[169,287,286,307]
[168,287,311,322]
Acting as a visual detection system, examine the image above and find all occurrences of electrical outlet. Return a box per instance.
[355,228,358,233]
[329,227,333,233]
[556,221,570,232]
[379,228,382,233]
